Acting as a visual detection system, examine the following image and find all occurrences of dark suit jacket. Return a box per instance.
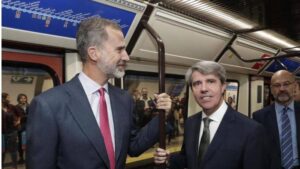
[253,101,300,169]
[26,76,160,169]
[170,106,267,169]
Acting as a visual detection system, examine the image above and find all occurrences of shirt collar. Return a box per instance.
[202,100,228,123]
[78,72,108,94]
[275,101,295,112]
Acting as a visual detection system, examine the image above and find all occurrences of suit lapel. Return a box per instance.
[201,107,233,166]
[65,77,110,168]
[186,113,202,168]
[267,105,281,156]
[108,85,123,164]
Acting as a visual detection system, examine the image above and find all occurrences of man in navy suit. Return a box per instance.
[295,81,300,102]
[154,61,267,169]
[253,70,300,169]
[26,17,171,169]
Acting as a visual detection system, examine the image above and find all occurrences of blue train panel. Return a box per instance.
[2,0,136,38]
[266,58,300,77]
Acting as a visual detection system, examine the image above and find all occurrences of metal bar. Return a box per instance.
[293,67,300,75]
[141,20,166,169]
[282,45,300,51]
[215,34,237,62]
[234,27,266,34]
[229,46,300,62]
[274,59,288,70]
[149,0,163,3]
[126,5,154,55]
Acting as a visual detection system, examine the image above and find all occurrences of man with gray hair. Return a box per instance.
[154,61,267,169]
[253,70,299,169]
[27,17,172,169]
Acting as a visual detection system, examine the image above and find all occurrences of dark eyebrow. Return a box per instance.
[206,78,217,82]
[116,46,126,51]
[272,80,294,85]
[207,78,216,81]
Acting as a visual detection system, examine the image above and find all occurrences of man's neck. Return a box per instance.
[276,100,293,107]
[82,65,108,86]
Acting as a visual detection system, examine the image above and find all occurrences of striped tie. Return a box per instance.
[280,107,293,169]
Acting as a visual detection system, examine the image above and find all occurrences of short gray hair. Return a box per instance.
[185,61,227,87]
[76,17,121,63]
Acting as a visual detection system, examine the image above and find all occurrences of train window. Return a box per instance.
[123,70,186,168]
[2,65,55,105]
[224,80,239,110]
[257,85,263,103]
[263,79,273,106]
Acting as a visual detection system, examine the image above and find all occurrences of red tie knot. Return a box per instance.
[99,88,105,97]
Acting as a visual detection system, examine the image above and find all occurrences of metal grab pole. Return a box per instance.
[141,20,166,169]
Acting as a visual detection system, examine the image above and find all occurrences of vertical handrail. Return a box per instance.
[141,20,166,168]
[215,34,237,62]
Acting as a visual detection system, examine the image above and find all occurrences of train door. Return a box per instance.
[2,50,63,168]
[2,49,63,103]
[249,76,264,117]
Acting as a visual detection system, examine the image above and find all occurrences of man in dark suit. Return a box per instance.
[26,17,171,169]
[295,81,300,102]
[154,61,267,169]
[253,70,300,169]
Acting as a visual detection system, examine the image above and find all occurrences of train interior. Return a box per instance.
[2,0,300,168]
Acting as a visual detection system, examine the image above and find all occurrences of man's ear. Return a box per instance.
[221,83,227,95]
[87,46,99,62]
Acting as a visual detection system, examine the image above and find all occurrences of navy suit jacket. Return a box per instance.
[170,106,267,169]
[253,101,300,169]
[26,76,160,169]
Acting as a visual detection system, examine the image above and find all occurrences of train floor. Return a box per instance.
[126,135,183,168]
[2,156,25,169]
[2,135,183,169]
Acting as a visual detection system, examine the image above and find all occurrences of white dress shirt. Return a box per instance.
[78,72,115,150]
[198,100,227,147]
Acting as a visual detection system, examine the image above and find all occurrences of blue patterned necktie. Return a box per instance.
[280,107,293,169]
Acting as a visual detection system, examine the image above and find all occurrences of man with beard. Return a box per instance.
[253,70,300,169]
[154,61,267,169]
[27,17,172,169]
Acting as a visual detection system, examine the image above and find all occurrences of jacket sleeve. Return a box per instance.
[169,138,187,169]
[243,123,269,169]
[26,96,58,169]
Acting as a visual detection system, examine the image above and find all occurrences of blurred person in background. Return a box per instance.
[2,92,22,169]
[15,93,30,164]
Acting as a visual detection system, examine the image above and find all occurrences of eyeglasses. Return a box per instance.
[271,81,295,89]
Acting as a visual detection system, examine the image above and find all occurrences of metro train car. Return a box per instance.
[2,0,300,168]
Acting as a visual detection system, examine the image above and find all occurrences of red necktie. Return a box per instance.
[99,88,115,169]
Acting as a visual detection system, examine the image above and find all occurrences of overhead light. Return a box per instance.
[178,0,255,29]
[253,31,297,48]
[197,2,254,29]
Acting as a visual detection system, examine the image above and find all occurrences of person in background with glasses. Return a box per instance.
[253,70,300,169]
